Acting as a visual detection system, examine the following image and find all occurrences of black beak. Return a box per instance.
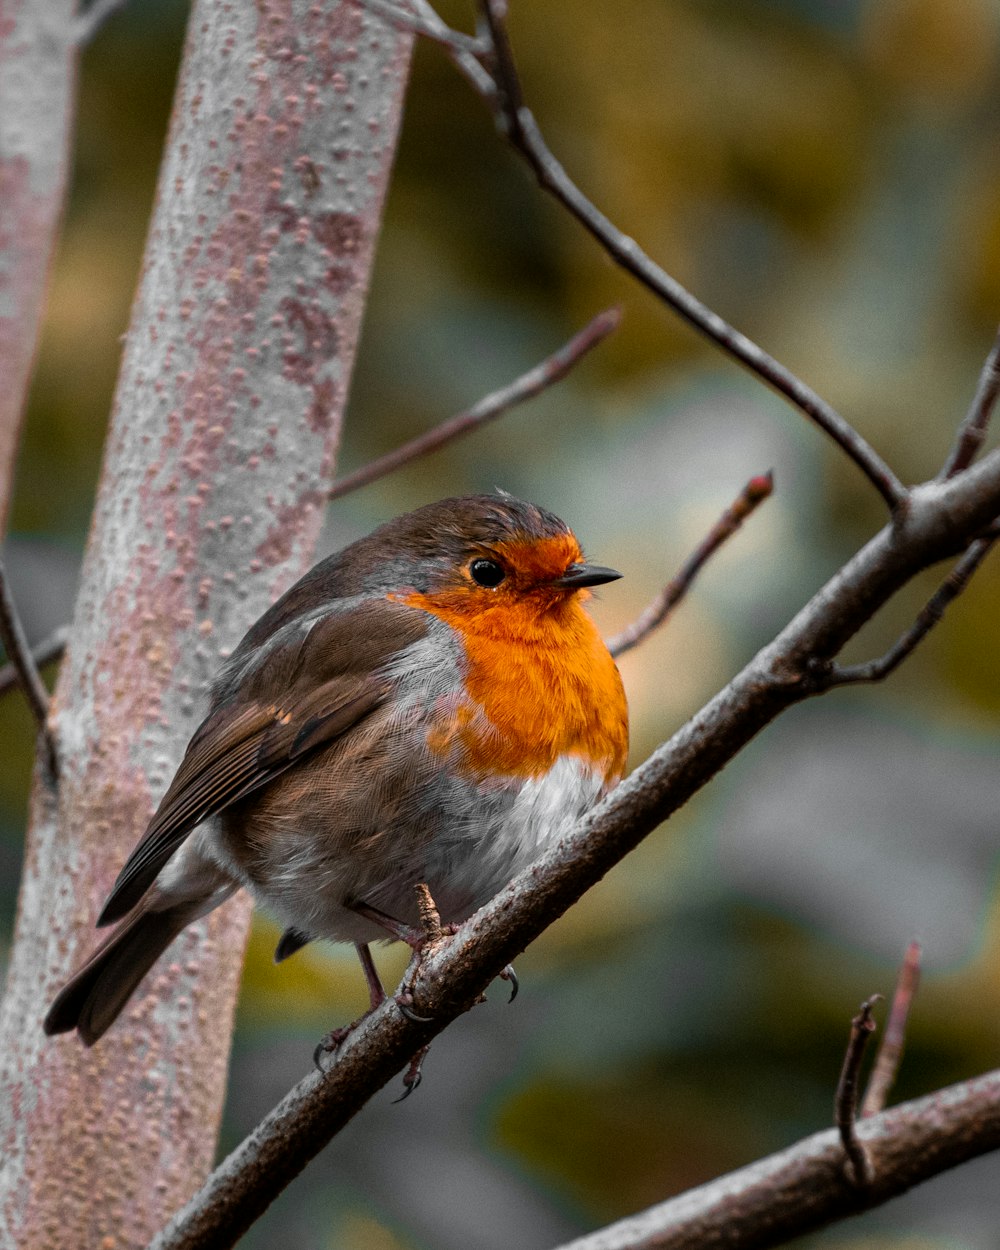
[553,562,622,589]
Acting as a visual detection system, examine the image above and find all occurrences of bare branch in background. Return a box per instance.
[942,327,1000,478]
[0,624,69,697]
[73,0,130,45]
[551,1068,1000,1250]
[0,559,58,777]
[382,0,909,512]
[356,0,485,55]
[329,307,620,501]
[0,0,76,534]
[814,534,999,688]
[835,996,880,1188]
[607,472,773,659]
[862,941,922,1119]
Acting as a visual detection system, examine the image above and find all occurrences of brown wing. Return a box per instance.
[97,599,428,926]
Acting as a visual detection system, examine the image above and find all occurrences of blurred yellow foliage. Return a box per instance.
[239,915,406,1027]
[332,1214,414,1250]
[863,0,1000,104]
[497,1071,753,1219]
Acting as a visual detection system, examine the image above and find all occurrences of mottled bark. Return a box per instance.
[0,0,76,531]
[0,2,412,1247]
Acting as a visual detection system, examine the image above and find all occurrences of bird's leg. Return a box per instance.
[313,941,388,1071]
[346,890,443,1023]
[331,892,445,1095]
[346,898,424,947]
[372,942,432,1099]
[347,893,518,1009]
[356,940,387,1010]
[414,881,443,944]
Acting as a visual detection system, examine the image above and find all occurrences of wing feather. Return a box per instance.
[97,599,428,926]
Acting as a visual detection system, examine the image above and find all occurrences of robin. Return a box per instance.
[44,494,629,1048]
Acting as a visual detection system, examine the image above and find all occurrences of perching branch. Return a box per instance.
[151,450,1000,1249]
[834,997,880,1188]
[386,0,908,512]
[607,472,773,659]
[329,307,620,500]
[0,559,58,777]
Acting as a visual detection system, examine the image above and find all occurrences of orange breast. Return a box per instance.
[405,591,628,786]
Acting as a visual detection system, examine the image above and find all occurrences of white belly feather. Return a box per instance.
[420,753,607,924]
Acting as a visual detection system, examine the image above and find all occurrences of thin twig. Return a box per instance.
[862,941,921,1119]
[942,327,1000,478]
[607,472,773,659]
[818,533,999,687]
[387,0,499,97]
[73,0,130,45]
[0,560,58,777]
[328,307,620,500]
[835,996,881,1188]
[355,0,485,56]
[393,0,908,512]
[414,882,443,944]
[478,0,524,120]
[0,624,68,697]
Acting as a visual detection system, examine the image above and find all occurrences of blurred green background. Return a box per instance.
[4,0,1000,1247]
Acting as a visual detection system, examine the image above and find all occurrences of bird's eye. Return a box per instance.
[470,558,506,588]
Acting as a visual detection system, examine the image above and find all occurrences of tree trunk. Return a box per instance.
[0,0,76,530]
[0,2,412,1246]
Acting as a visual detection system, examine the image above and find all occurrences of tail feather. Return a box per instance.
[273,926,312,963]
[44,904,195,1046]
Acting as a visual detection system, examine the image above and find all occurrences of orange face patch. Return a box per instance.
[392,532,589,625]
[490,532,584,587]
[404,573,628,788]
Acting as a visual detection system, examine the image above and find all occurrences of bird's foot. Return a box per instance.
[499,963,519,1003]
[392,1045,431,1102]
[395,987,434,1024]
[313,1020,360,1073]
